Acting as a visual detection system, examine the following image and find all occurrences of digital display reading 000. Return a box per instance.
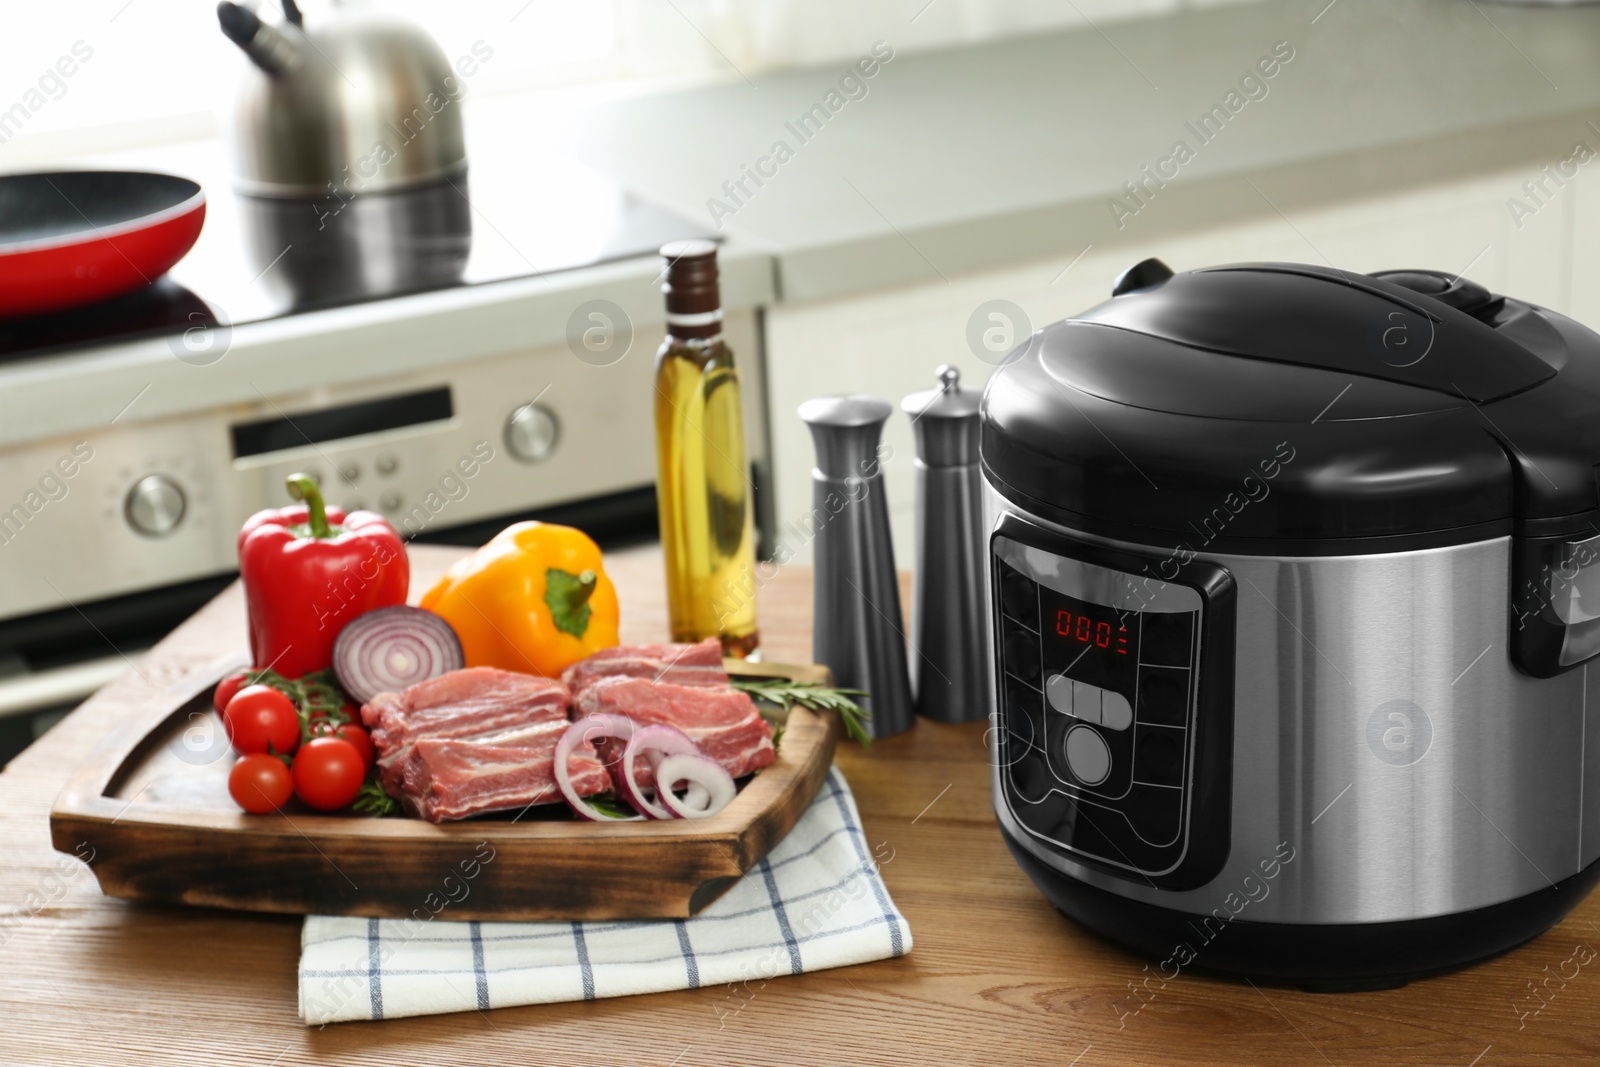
[1055,609,1129,655]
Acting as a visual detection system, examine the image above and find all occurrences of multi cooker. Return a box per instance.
[981,258,1600,985]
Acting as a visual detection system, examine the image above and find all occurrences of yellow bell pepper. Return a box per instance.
[420,521,619,678]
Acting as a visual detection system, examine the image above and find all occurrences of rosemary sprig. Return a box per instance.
[731,678,872,747]
[352,776,401,817]
[240,667,352,743]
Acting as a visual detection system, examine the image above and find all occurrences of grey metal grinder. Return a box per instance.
[798,395,915,738]
[902,365,986,722]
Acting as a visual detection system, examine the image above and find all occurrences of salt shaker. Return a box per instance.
[797,394,915,738]
[902,365,986,722]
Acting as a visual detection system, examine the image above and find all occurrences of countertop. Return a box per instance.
[3,545,1599,1065]
[579,0,1600,302]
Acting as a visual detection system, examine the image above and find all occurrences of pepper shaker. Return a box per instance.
[902,365,986,722]
[798,395,915,738]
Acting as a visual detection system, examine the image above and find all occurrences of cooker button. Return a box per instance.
[1126,784,1183,844]
[1046,674,1103,722]
[1045,674,1074,717]
[1135,726,1185,786]
[1071,680,1105,724]
[1102,691,1133,731]
[1001,692,1038,756]
[1140,611,1194,666]
[1064,724,1112,786]
[1000,566,1039,630]
[375,453,400,476]
[1004,625,1041,685]
[1007,749,1054,805]
[1137,668,1189,726]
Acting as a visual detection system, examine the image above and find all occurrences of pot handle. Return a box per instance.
[1511,530,1600,677]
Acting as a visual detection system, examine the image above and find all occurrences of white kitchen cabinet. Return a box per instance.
[762,164,1585,566]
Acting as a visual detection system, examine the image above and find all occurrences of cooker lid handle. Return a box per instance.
[1370,269,1506,324]
[1111,257,1175,297]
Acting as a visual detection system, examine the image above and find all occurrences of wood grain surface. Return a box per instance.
[3,545,1598,1066]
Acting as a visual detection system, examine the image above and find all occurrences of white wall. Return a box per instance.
[0,0,1260,166]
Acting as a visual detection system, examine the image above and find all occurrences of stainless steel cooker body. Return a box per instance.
[983,481,1600,927]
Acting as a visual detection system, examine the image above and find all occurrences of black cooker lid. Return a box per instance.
[981,259,1600,550]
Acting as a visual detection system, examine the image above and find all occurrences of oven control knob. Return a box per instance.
[1064,724,1111,786]
[505,402,559,464]
[124,474,187,538]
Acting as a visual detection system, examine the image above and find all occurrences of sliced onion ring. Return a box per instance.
[656,754,737,819]
[332,606,464,705]
[619,725,700,819]
[555,713,641,821]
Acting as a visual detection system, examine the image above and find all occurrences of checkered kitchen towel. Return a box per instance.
[298,768,910,1024]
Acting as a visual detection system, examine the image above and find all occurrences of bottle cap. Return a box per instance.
[660,240,721,322]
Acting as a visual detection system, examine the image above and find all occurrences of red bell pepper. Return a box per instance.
[238,474,409,679]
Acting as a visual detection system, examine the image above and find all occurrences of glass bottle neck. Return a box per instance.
[665,310,724,342]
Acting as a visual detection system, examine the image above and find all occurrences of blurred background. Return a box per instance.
[0,0,1593,759]
[0,0,1250,163]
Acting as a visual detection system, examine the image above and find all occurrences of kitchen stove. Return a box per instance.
[0,115,772,761]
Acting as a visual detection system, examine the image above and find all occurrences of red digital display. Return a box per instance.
[1056,610,1129,655]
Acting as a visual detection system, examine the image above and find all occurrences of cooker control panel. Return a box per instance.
[991,519,1235,888]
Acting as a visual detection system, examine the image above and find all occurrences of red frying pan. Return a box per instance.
[0,171,205,318]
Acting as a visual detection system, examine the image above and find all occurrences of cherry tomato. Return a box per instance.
[213,670,253,714]
[311,721,374,769]
[228,754,293,814]
[292,736,366,811]
[223,685,301,756]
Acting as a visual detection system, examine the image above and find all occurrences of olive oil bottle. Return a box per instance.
[654,240,759,657]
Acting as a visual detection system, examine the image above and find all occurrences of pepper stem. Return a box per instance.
[543,568,598,638]
[285,473,333,538]
[564,570,598,607]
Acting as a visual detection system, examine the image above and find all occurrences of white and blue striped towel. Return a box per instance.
[298,767,911,1024]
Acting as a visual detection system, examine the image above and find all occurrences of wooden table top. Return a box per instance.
[3,544,1597,1066]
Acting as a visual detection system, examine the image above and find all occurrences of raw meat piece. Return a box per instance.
[393,719,567,799]
[405,737,610,822]
[360,667,583,819]
[574,676,775,782]
[560,637,727,696]
[361,668,569,796]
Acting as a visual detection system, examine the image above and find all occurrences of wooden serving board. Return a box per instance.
[48,658,839,922]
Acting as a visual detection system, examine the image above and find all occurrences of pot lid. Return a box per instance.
[981,259,1600,550]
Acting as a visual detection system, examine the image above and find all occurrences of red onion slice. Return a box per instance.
[656,754,737,819]
[619,724,700,819]
[556,714,641,821]
[332,606,464,705]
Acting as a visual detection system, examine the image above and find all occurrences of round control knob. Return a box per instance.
[505,402,559,464]
[1064,724,1111,786]
[124,474,187,538]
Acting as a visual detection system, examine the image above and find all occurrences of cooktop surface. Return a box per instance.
[0,110,710,363]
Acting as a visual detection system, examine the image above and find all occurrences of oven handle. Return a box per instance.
[0,654,142,720]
